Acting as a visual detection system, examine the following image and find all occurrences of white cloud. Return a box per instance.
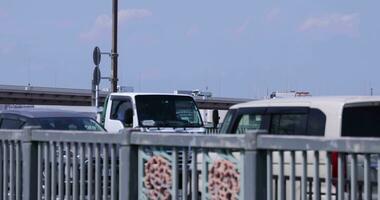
[235,19,250,35]
[299,13,359,37]
[0,9,8,18]
[265,8,280,22]
[186,25,200,38]
[118,9,152,24]
[80,9,152,42]
[56,20,74,29]
[0,44,15,55]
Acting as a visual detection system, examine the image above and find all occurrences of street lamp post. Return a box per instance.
[111,0,118,92]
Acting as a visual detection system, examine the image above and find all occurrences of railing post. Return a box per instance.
[22,127,38,200]
[243,131,267,200]
[119,129,138,200]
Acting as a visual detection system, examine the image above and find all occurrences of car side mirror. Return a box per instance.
[97,106,103,113]
[212,109,220,128]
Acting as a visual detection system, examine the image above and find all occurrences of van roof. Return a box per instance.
[230,96,380,109]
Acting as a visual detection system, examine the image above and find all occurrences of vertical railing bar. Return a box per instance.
[290,151,296,200]
[3,141,9,200]
[308,178,312,200]
[364,154,370,200]
[313,151,320,200]
[301,151,307,200]
[267,150,273,200]
[110,144,117,200]
[102,144,109,200]
[15,142,21,200]
[182,149,188,200]
[191,148,198,200]
[172,147,178,199]
[337,153,344,200]
[325,152,332,200]
[241,150,245,200]
[65,142,71,199]
[137,147,143,198]
[73,143,79,200]
[278,151,285,200]
[51,142,57,200]
[95,143,101,200]
[350,154,357,200]
[58,142,64,200]
[44,142,51,200]
[201,149,207,200]
[37,142,42,200]
[378,154,380,200]
[9,141,15,200]
[87,143,93,200]
[0,141,3,200]
[79,143,85,200]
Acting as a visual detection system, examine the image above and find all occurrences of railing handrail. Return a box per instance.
[2,128,380,153]
[258,134,380,153]
[31,130,127,144]
[129,132,247,149]
[0,129,28,141]
[2,128,380,200]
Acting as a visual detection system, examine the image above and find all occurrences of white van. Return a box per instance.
[221,95,380,137]
[220,96,380,199]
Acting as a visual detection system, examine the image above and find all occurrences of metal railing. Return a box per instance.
[1,129,380,199]
[0,128,129,200]
[205,127,219,134]
[260,134,380,200]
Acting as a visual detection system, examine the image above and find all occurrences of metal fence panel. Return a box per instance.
[0,138,23,200]
[1,129,380,199]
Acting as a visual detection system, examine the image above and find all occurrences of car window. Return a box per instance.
[235,114,263,134]
[270,113,308,135]
[1,118,24,129]
[342,106,380,137]
[307,109,326,136]
[36,117,104,131]
[110,98,133,127]
[221,107,326,136]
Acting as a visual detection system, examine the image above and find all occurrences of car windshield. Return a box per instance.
[135,95,203,127]
[35,117,105,131]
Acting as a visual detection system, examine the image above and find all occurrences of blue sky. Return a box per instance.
[0,1,379,98]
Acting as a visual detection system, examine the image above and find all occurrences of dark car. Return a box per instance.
[0,108,105,131]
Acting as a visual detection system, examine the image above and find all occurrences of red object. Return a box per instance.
[331,152,346,188]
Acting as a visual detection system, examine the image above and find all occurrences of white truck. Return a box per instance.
[99,92,205,133]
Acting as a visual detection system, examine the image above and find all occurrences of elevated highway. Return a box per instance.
[0,85,250,110]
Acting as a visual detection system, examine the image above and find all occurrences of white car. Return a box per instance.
[220,96,380,199]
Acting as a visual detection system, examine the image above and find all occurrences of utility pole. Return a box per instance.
[111,0,118,92]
